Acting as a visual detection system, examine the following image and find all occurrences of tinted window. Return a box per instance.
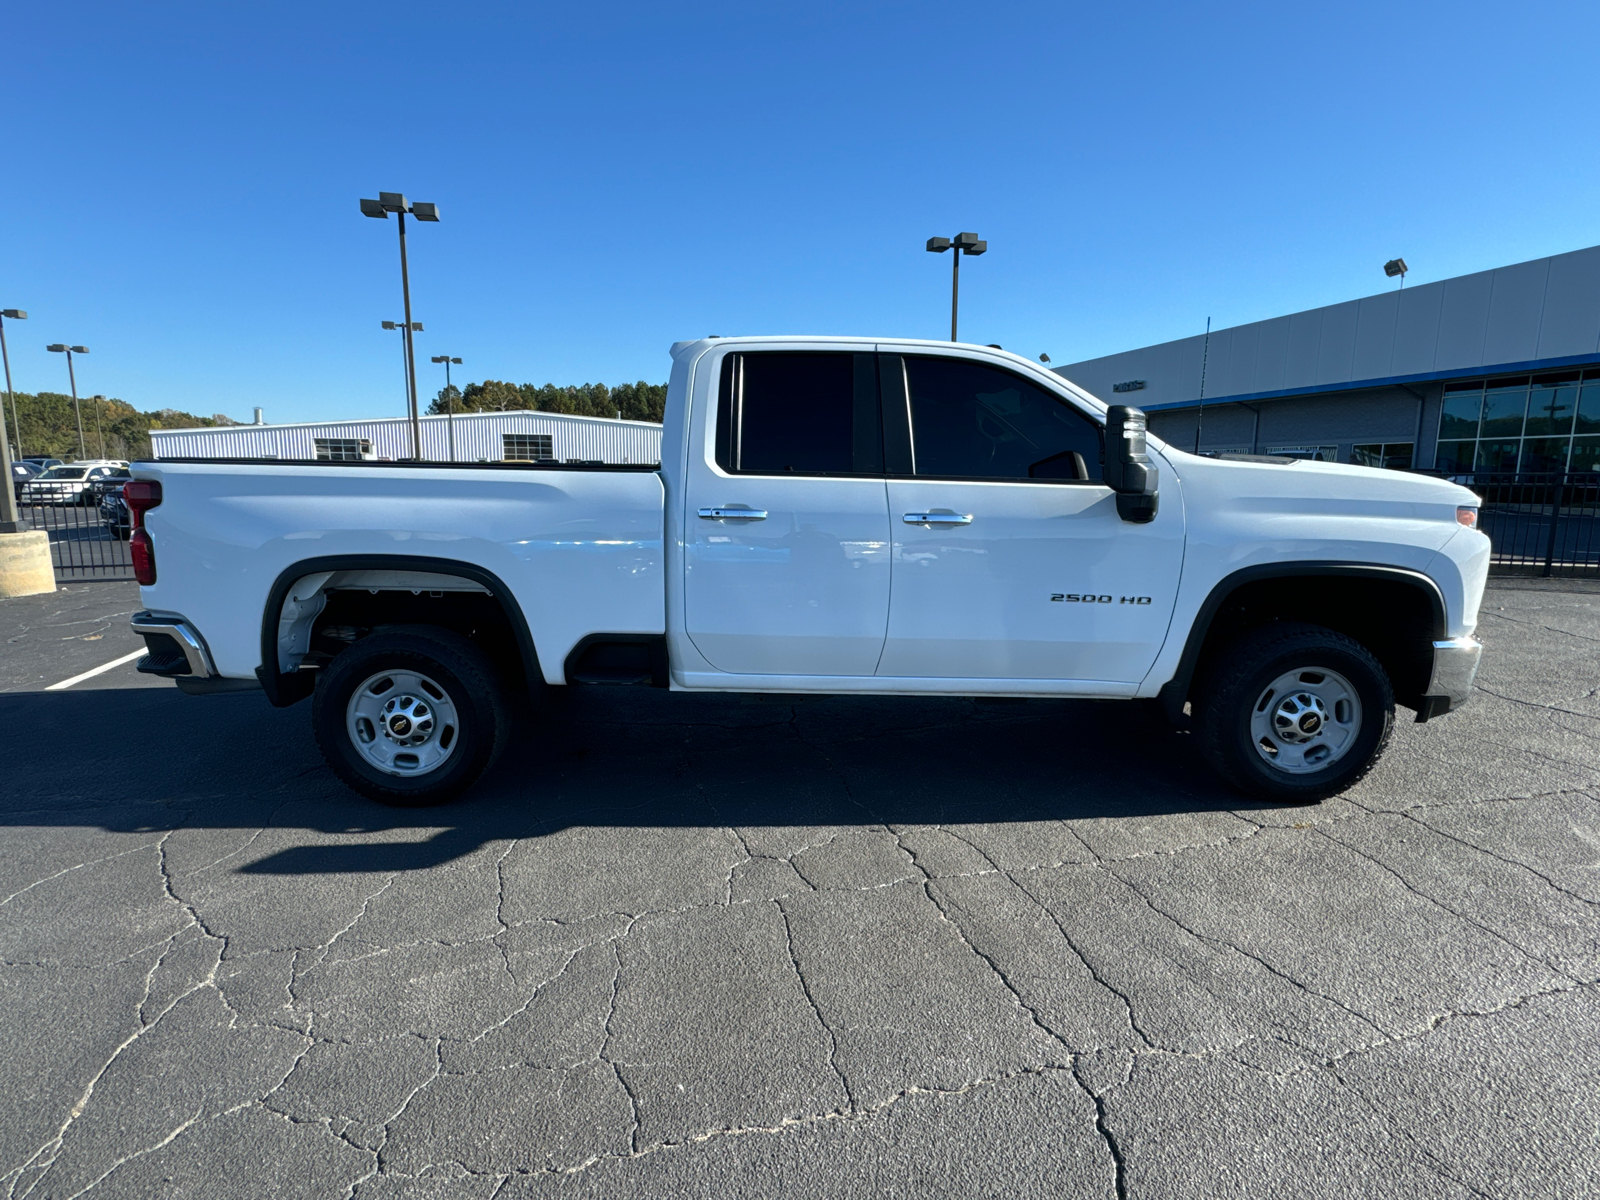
[902,356,1102,481]
[716,352,881,476]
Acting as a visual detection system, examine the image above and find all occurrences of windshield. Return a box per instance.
[40,467,88,480]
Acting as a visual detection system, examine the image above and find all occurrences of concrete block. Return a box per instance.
[0,531,55,597]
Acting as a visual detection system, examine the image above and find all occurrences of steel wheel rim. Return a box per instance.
[346,668,462,778]
[1249,665,1362,775]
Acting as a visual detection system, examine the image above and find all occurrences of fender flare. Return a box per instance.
[256,554,545,708]
[1155,561,1447,721]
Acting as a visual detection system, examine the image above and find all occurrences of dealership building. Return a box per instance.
[1057,243,1600,475]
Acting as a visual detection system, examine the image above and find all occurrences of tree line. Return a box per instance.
[426,380,667,423]
[4,392,235,463]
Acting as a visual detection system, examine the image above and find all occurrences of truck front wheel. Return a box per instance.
[1192,623,1394,804]
[312,625,508,807]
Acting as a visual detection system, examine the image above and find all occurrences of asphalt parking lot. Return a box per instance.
[1,579,1597,1199]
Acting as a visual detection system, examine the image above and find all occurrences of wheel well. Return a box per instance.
[257,557,544,708]
[1180,573,1440,714]
[307,589,525,692]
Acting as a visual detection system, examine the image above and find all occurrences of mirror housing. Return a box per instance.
[1104,405,1159,523]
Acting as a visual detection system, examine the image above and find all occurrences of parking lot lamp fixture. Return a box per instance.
[362,193,441,460]
[0,309,24,531]
[382,320,424,430]
[431,355,462,462]
[1385,258,1409,289]
[926,232,987,341]
[46,344,89,459]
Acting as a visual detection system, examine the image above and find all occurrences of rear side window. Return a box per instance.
[902,356,1103,482]
[716,352,882,476]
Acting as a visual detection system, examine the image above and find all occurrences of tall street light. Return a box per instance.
[431,355,462,462]
[925,232,987,341]
[382,320,423,431]
[46,344,90,459]
[91,395,107,460]
[0,309,25,532]
[361,192,440,460]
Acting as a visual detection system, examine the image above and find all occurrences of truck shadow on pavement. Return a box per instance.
[0,684,1277,874]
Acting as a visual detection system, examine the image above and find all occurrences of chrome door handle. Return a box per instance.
[903,512,973,526]
[699,507,768,520]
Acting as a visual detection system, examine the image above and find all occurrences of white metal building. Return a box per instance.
[149,409,664,465]
[1057,243,1600,473]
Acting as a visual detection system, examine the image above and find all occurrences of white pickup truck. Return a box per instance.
[125,337,1489,806]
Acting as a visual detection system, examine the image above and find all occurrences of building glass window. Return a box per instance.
[503,433,554,461]
[1351,443,1414,470]
[314,438,369,461]
[1435,368,1600,472]
[1573,437,1600,473]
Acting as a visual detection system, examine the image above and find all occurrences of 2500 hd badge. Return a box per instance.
[1051,594,1154,604]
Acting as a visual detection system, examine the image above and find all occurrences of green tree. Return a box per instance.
[6,391,236,462]
[427,380,666,423]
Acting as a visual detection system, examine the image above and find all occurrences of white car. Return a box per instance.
[21,460,132,506]
[125,338,1489,807]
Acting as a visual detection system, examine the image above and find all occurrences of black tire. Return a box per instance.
[1192,622,1394,804]
[313,625,510,807]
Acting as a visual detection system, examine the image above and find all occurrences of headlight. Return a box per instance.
[1456,506,1479,528]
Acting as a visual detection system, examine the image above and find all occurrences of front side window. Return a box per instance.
[901,356,1102,481]
[715,351,881,476]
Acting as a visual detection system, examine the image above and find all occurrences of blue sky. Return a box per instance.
[5,0,1598,424]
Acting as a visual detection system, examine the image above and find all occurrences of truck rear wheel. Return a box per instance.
[1192,622,1393,804]
[312,625,508,807]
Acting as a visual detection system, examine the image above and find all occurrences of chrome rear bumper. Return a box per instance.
[130,610,216,679]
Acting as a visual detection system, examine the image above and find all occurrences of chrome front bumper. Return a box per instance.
[1415,635,1483,722]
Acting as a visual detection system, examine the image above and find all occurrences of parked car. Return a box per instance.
[20,456,64,471]
[100,482,132,539]
[127,337,1490,808]
[11,460,42,502]
[87,465,134,501]
[21,461,131,506]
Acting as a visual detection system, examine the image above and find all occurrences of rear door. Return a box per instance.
[876,351,1184,683]
[682,348,892,676]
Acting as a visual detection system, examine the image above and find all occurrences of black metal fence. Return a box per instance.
[16,482,135,581]
[1452,472,1600,579]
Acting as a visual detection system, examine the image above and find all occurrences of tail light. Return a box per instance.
[130,530,156,584]
[124,480,162,585]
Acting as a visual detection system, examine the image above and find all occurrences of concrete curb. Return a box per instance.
[0,530,56,597]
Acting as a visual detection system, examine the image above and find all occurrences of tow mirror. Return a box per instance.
[1104,405,1159,523]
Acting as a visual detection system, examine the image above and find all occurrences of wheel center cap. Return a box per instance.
[390,715,412,736]
[1272,692,1331,744]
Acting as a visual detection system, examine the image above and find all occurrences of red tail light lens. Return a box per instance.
[123,480,162,529]
[130,529,156,585]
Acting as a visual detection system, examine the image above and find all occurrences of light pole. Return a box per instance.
[1385,258,1409,290]
[431,355,462,462]
[362,192,440,460]
[382,320,424,432]
[0,309,24,532]
[46,344,90,459]
[91,394,107,460]
[925,232,988,341]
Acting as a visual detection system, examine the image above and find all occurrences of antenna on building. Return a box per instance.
[1194,316,1211,454]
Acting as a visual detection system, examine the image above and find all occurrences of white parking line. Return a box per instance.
[46,648,148,691]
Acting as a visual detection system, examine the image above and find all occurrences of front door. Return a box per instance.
[683,349,892,676]
[875,352,1184,683]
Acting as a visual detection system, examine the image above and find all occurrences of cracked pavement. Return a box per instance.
[1,579,1597,1198]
